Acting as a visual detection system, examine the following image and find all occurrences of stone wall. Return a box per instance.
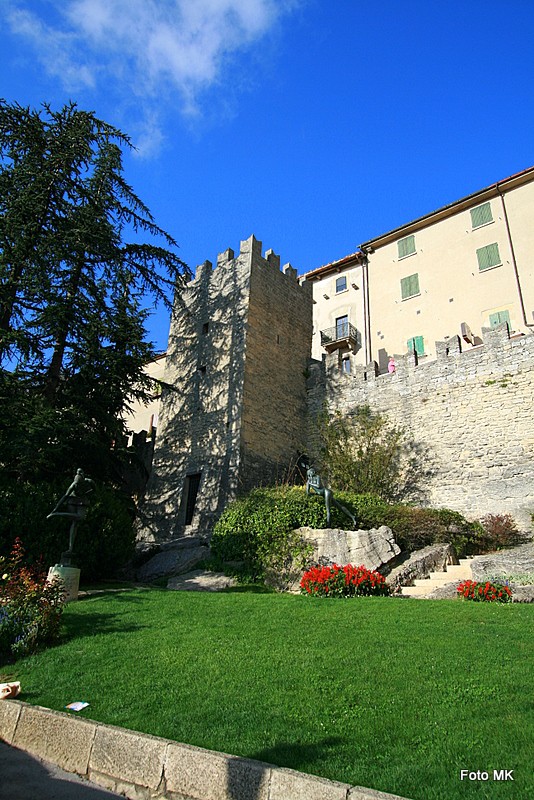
[138,236,313,542]
[138,244,250,541]
[240,237,313,489]
[307,324,534,530]
[1,700,409,800]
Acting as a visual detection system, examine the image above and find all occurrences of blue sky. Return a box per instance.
[1,0,533,350]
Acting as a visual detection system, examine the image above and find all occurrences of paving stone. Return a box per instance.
[12,704,96,775]
[269,767,350,800]
[165,743,270,800]
[90,725,167,791]
[0,698,21,744]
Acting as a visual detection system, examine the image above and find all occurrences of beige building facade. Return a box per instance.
[125,352,166,438]
[306,167,534,373]
[130,167,534,442]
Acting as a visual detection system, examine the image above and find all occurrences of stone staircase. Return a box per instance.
[401,558,473,598]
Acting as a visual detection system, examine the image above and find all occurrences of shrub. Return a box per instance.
[212,486,487,580]
[211,486,340,578]
[318,406,429,502]
[457,579,512,603]
[0,539,65,661]
[377,506,484,556]
[300,564,390,597]
[477,514,523,551]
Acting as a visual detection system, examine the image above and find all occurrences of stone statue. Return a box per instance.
[305,466,356,529]
[47,469,96,565]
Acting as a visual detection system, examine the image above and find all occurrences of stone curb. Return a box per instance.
[0,700,412,800]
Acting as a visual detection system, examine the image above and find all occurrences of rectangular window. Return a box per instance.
[335,275,347,293]
[183,473,202,526]
[400,273,420,300]
[470,202,493,229]
[398,234,416,259]
[407,336,425,356]
[336,315,349,339]
[341,356,351,374]
[477,243,501,271]
[489,310,511,328]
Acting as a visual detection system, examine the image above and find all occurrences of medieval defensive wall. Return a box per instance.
[308,322,534,530]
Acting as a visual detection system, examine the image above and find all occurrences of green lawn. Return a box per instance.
[2,588,533,800]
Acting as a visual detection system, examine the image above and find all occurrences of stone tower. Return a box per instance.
[138,235,313,542]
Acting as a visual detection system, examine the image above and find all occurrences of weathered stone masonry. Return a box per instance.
[308,323,534,529]
[139,236,313,542]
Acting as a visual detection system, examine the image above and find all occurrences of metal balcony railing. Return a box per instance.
[320,321,358,351]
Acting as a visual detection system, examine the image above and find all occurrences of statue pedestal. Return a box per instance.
[47,565,81,602]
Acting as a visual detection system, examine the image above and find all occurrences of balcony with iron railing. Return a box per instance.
[320,321,359,353]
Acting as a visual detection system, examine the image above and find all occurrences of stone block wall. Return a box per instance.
[307,324,534,530]
[138,236,313,542]
[240,237,313,489]
[138,244,251,541]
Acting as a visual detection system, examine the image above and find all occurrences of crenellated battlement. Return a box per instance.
[188,235,304,286]
[139,234,313,542]
[320,323,534,390]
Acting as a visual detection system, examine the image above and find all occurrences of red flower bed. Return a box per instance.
[300,564,390,597]
[457,579,512,603]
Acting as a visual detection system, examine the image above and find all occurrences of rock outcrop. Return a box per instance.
[295,526,401,572]
[470,543,534,581]
[167,570,237,592]
[135,537,210,582]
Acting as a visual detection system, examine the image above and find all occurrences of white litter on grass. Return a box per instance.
[65,701,89,712]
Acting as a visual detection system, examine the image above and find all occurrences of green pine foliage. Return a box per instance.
[0,100,189,576]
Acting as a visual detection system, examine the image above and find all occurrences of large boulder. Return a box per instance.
[294,526,400,572]
[471,543,534,582]
[384,543,458,590]
[136,537,209,582]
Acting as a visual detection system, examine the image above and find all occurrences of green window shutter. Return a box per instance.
[398,235,416,259]
[477,243,501,271]
[470,202,493,228]
[400,273,420,299]
[407,336,425,355]
[489,310,510,328]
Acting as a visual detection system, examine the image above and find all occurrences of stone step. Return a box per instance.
[401,558,473,597]
[401,584,433,597]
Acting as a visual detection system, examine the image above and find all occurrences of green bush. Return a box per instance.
[212,486,488,577]
[211,486,351,578]
[329,495,482,556]
[318,406,429,502]
[376,506,484,556]
[0,480,136,581]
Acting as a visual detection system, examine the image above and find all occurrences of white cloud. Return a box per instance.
[6,5,96,90]
[5,0,294,120]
